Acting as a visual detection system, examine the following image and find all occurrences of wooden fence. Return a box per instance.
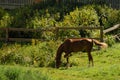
[0,27,54,42]
[0,0,120,9]
[0,0,34,9]
[56,0,120,9]
[0,26,103,42]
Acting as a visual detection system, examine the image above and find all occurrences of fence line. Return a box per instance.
[0,0,34,9]
[0,27,55,42]
[0,0,119,9]
[0,27,103,42]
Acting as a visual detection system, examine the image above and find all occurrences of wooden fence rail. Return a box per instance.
[0,26,103,42]
[0,0,34,9]
[0,27,55,42]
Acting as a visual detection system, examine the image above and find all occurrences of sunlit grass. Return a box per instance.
[46,43,120,80]
[0,43,120,80]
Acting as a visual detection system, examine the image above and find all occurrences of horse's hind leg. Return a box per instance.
[88,52,94,67]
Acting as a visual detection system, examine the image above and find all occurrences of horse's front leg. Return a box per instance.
[66,57,69,68]
[64,53,72,58]
[64,52,72,68]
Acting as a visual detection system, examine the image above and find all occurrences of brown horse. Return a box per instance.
[55,38,107,68]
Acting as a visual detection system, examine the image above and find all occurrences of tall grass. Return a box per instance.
[0,65,52,80]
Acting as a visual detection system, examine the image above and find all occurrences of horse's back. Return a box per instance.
[64,38,93,52]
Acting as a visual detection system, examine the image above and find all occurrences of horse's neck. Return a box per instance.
[56,44,64,60]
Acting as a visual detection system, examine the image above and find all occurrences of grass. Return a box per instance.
[0,43,120,80]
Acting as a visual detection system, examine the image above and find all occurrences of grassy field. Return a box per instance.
[0,43,120,80]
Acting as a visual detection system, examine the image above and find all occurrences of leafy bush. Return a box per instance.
[105,35,115,46]
[94,5,120,29]
[56,5,99,39]
[57,29,80,40]
[0,41,60,67]
[0,4,120,40]
[10,6,33,28]
[61,6,99,27]
[0,13,12,28]
[27,10,56,29]
[0,8,6,19]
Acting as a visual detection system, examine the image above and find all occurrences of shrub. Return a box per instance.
[56,5,99,39]
[94,5,120,29]
[10,6,33,28]
[57,29,80,40]
[105,35,115,47]
[0,13,12,28]
[0,8,6,19]
[0,41,60,67]
[60,6,99,27]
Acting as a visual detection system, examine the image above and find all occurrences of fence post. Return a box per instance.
[6,28,9,42]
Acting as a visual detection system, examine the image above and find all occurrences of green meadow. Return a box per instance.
[0,43,120,80]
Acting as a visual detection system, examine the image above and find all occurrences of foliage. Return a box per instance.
[60,6,99,27]
[10,6,33,28]
[105,35,115,46]
[0,5,120,40]
[94,5,120,29]
[0,41,61,67]
[0,7,5,19]
[0,13,12,28]
[26,10,56,29]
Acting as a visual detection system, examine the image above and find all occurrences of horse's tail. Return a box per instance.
[92,39,108,49]
[55,43,64,68]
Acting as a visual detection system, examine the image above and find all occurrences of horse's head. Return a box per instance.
[55,57,61,68]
